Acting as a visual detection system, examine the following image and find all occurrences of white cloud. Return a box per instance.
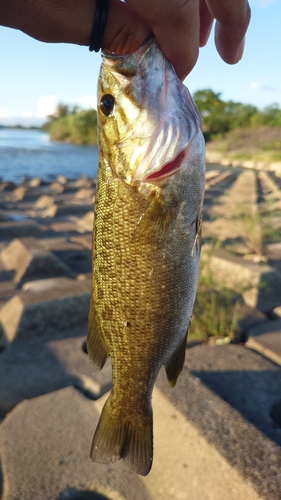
[36,94,58,117]
[254,0,277,6]
[0,108,9,118]
[77,95,97,109]
[250,81,279,92]
[22,111,35,118]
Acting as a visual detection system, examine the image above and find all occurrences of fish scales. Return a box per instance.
[87,36,205,476]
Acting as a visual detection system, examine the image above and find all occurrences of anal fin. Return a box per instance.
[165,330,189,388]
[87,300,109,370]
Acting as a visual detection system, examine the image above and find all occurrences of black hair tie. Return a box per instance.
[89,0,109,52]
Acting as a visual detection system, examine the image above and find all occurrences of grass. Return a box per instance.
[231,205,281,256]
[206,126,281,164]
[189,252,241,342]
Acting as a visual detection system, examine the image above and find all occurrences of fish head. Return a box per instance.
[98,36,204,188]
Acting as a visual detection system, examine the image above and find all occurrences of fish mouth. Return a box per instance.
[144,150,186,183]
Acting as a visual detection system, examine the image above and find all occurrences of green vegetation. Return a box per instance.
[189,253,240,341]
[231,208,281,257]
[42,104,98,145]
[43,92,281,148]
[193,89,281,141]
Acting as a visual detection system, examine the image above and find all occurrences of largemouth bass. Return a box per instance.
[87,35,205,476]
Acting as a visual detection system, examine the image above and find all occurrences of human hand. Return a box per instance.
[0,0,251,81]
[105,0,251,80]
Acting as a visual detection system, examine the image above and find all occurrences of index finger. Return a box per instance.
[125,0,200,81]
[206,0,251,63]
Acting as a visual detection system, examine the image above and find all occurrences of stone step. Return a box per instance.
[246,318,281,366]
[40,203,93,219]
[216,170,258,218]
[74,188,95,200]
[258,171,281,199]
[205,170,236,190]
[77,211,94,232]
[0,277,91,346]
[0,220,46,241]
[0,237,73,287]
[43,237,92,275]
[69,176,96,188]
[48,220,86,234]
[34,194,55,209]
[0,334,111,417]
[11,186,42,202]
[202,247,281,313]
[1,343,280,499]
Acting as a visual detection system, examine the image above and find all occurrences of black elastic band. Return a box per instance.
[89,0,109,52]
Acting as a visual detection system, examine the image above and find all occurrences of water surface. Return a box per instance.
[0,128,98,183]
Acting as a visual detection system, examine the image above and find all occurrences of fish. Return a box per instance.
[87,35,205,476]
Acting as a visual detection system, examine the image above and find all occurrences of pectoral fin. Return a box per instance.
[87,300,109,370]
[134,191,177,241]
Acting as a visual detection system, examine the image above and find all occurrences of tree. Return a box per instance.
[193,89,230,139]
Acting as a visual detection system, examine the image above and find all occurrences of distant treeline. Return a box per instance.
[43,91,281,145]
[42,104,98,145]
[193,89,281,141]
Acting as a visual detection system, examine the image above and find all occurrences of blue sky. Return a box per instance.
[0,0,280,126]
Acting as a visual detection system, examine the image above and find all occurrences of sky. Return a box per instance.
[0,0,280,126]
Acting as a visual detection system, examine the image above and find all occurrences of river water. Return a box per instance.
[0,128,98,184]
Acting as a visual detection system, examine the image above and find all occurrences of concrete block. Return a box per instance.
[0,387,151,500]
[0,237,73,287]
[0,277,91,345]
[48,181,65,193]
[273,305,281,317]
[236,302,267,334]
[41,203,93,218]
[204,248,281,313]
[69,235,93,251]
[216,170,258,218]
[43,239,92,275]
[258,171,281,199]
[71,176,94,188]
[0,339,281,499]
[34,195,55,209]
[50,220,85,234]
[11,186,42,203]
[57,175,68,184]
[246,318,281,366]
[0,182,16,191]
[158,344,281,499]
[0,375,273,499]
[11,186,28,201]
[0,220,44,241]
[78,211,94,232]
[0,280,16,308]
[29,177,44,187]
[74,188,95,200]
[0,334,111,417]
[266,242,281,268]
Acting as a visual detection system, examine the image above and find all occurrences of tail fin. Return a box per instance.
[90,396,153,476]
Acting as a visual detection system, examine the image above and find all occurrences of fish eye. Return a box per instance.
[100,94,115,116]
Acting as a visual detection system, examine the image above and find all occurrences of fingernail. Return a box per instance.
[236,37,245,62]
